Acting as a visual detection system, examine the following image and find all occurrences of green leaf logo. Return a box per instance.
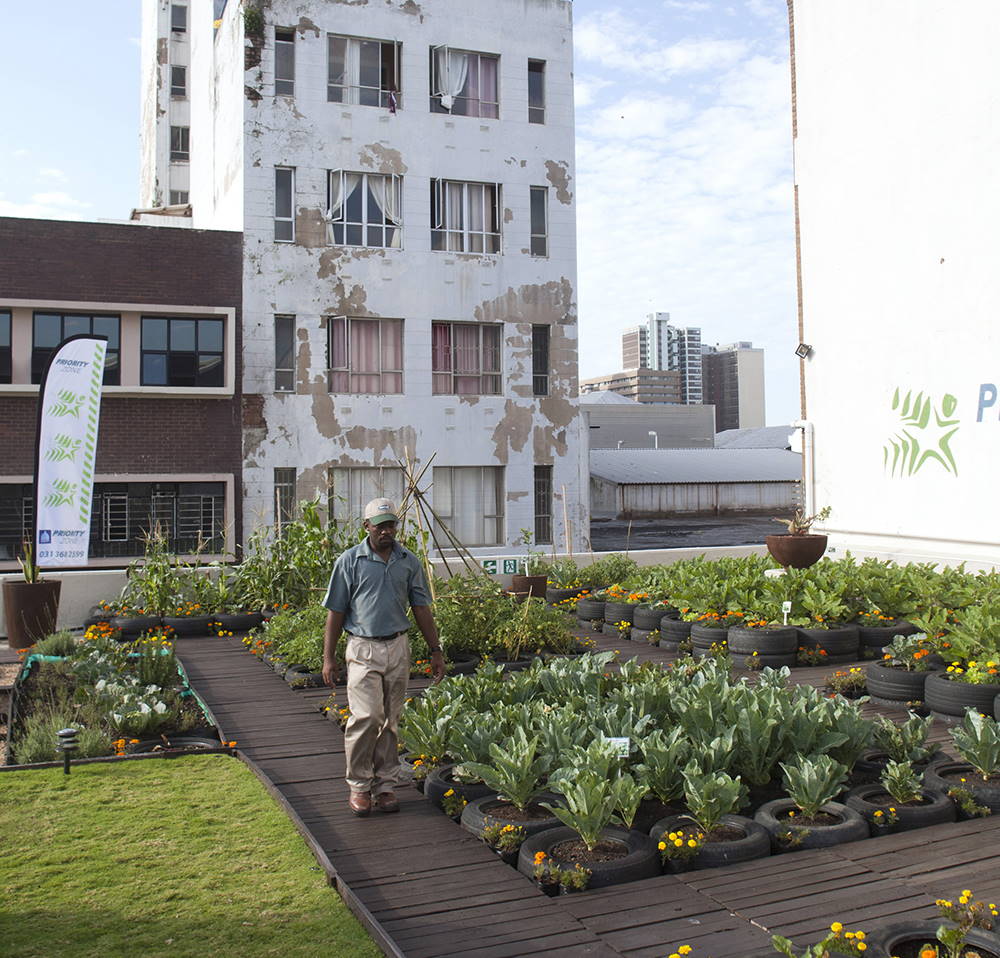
[47,389,86,418]
[883,388,960,477]
[45,434,82,463]
[44,478,78,508]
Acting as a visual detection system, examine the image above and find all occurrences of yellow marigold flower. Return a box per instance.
[687,839,697,848]
[962,889,972,897]
[533,851,546,864]
[444,789,454,797]
[668,832,678,840]
[830,922,843,934]
[856,944,866,952]
[855,931,864,940]
[845,932,854,939]
[674,838,683,847]
[658,841,667,851]
[679,948,692,956]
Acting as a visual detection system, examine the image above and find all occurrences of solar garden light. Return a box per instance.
[57,727,79,775]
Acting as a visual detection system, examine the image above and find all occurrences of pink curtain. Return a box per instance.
[381,319,403,393]
[455,324,479,395]
[432,322,451,394]
[350,319,381,393]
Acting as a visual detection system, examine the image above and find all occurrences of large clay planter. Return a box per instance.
[765,533,828,569]
[510,574,547,599]
[2,579,61,650]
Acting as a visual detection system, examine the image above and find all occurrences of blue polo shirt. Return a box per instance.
[322,539,433,637]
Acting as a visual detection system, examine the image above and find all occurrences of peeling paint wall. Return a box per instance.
[201,0,586,552]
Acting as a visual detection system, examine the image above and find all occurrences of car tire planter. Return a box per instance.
[856,620,918,652]
[161,614,216,637]
[659,618,692,649]
[630,628,656,644]
[461,794,564,840]
[845,784,956,832]
[923,761,1000,814]
[424,764,497,811]
[738,652,797,670]
[111,614,163,638]
[127,736,222,754]
[754,799,869,851]
[603,601,635,625]
[727,626,797,656]
[996,692,1000,720]
[924,671,1000,720]
[632,606,665,631]
[851,748,942,786]
[284,664,325,688]
[546,587,584,605]
[796,625,860,659]
[865,661,935,704]
[517,826,660,890]
[576,598,605,622]
[446,653,480,675]
[866,920,1000,958]
[650,814,770,869]
[212,612,264,633]
[602,622,628,639]
[577,618,604,633]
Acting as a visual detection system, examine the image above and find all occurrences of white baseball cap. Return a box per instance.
[363,498,398,525]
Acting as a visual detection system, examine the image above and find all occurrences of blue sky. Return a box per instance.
[0,0,798,425]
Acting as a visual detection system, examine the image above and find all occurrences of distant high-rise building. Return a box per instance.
[619,313,702,404]
[702,342,765,431]
[580,368,683,404]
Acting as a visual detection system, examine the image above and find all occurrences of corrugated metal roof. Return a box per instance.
[590,448,802,484]
[715,425,795,449]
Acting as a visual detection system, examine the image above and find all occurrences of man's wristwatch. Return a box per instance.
[429,648,444,655]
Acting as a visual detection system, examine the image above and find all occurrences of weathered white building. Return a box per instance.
[790,0,1000,569]
[143,0,587,553]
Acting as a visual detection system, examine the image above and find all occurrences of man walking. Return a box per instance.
[322,498,445,816]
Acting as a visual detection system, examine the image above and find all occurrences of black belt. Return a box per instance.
[348,631,405,642]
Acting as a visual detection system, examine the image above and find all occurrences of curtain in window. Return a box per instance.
[380,319,403,393]
[446,181,464,251]
[367,174,403,248]
[479,57,498,118]
[325,172,362,242]
[467,184,484,253]
[350,319,381,393]
[451,467,482,545]
[431,322,451,394]
[454,325,480,395]
[329,316,348,391]
[329,37,361,102]
[435,47,469,111]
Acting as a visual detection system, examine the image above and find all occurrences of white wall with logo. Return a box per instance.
[792,0,1000,569]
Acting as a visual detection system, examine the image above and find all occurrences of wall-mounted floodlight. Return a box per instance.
[795,343,813,359]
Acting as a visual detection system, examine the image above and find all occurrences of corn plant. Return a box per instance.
[681,766,747,833]
[873,712,936,764]
[879,760,923,805]
[461,728,549,810]
[781,754,849,817]
[541,769,618,851]
[950,710,1000,780]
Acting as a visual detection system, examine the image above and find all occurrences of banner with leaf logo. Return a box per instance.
[34,335,107,567]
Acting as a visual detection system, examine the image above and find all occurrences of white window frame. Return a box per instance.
[530,186,548,258]
[327,466,405,523]
[433,466,505,547]
[102,494,129,543]
[327,34,401,108]
[327,315,404,395]
[528,59,545,124]
[169,190,189,206]
[431,321,502,396]
[170,65,186,98]
[274,167,295,242]
[275,27,295,96]
[170,4,187,33]
[274,314,295,392]
[327,171,402,249]
[430,46,499,118]
[170,126,189,162]
[430,179,501,254]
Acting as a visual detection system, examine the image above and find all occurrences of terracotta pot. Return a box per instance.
[3,578,61,650]
[765,534,828,569]
[510,574,546,598]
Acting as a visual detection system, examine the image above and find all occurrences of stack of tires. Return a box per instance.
[727,626,798,669]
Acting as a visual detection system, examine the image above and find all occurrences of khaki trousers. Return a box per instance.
[344,633,410,794]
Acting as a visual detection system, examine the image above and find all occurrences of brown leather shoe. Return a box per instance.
[374,791,399,813]
[349,791,372,816]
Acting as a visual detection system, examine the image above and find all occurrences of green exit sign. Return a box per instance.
[482,558,524,575]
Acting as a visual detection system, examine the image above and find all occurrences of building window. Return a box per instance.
[32,313,120,385]
[530,186,548,257]
[534,465,553,545]
[274,167,295,242]
[532,325,549,396]
[430,180,501,253]
[170,65,186,97]
[140,317,224,387]
[275,315,295,392]
[328,35,401,109]
[430,47,498,118]
[328,316,403,394]
[327,171,401,249]
[433,466,504,546]
[528,59,545,124]
[0,311,11,385]
[275,27,295,96]
[169,190,189,205]
[170,125,189,162]
[432,322,501,395]
[274,468,296,527]
[170,4,187,33]
[328,466,404,523]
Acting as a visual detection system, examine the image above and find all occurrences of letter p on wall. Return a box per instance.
[977,383,998,421]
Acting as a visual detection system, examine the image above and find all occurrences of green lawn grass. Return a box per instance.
[0,755,381,958]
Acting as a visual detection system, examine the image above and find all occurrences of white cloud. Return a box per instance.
[574,75,614,109]
[31,191,91,208]
[0,191,93,220]
[662,1,711,16]
[38,167,68,182]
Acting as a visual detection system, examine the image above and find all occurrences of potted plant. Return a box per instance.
[923,604,1000,719]
[923,710,1000,814]
[510,530,548,599]
[754,754,869,851]
[765,506,832,569]
[852,712,941,785]
[866,633,940,704]
[846,760,955,833]
[2,540,61,651]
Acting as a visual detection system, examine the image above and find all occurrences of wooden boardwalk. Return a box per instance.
[174,632,1000,958]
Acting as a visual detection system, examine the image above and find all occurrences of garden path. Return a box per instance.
[175,632,1000,958]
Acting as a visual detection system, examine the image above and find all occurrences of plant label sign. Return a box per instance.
[607,736,630,757]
